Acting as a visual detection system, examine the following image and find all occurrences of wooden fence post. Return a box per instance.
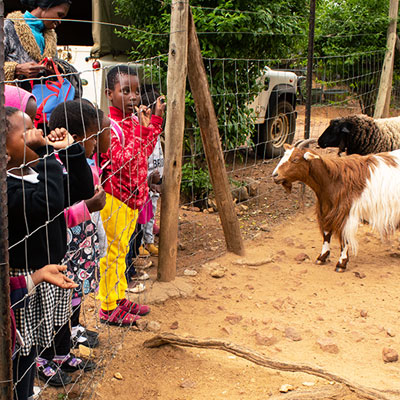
[187,10,245,256]
[158,0,189,282]
[374,0,399,118]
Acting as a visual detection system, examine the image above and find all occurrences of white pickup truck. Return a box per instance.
[248,67,300,158]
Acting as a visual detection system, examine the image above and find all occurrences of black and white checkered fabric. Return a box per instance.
[11,268,71,357]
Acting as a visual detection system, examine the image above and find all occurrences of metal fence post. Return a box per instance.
[0,0,13,398]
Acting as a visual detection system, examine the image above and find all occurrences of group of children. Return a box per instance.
[5,64,165,399]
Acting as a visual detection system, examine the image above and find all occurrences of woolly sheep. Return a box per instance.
[317,114,400,155]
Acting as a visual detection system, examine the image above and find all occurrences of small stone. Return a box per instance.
[350,331,364,343]
[260,224,270,232]
[360,309,368,318]
[180,380,196,389]
[255,332,278,346]
[316,337,339,354]
[184,269,198,276]
[272,298,285,310]
[114,372,123,380]
[354,271,366,279]
[383,348,398,363]
[207,208,214,213]
[387,328,396,337]
[136,319,148,331]
[147,321,161,332]
[285,327,302,341]
[302,382,315,387]
[279,384,294,393]
[79,345,91,358]
[277,250,286,256]
[221,326,232,335]
[178,243,186,251]
[239,204,249,211]
[295,253,310,262]
[225,314,243,325]
[170,321,179,330]
[187,206,201,212]
[211,268,225,278]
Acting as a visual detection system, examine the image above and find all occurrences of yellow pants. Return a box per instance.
[98,193,137,311]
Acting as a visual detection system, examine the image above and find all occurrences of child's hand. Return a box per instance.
[45,128,74,150]
[154,96,166,117]
[24,128,46,151]
[136,105,151,127]
[85,185,106,212]
[31,265,77,289]
[148,171,161,193]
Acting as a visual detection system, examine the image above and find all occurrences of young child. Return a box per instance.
[6,107,94,396]
[140,84,164,256]
[48,100,110,349]
[98,65,165,325]
[5,84,37,121]
[10,264,77,400]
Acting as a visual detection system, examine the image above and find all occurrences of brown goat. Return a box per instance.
[272,142,400,272]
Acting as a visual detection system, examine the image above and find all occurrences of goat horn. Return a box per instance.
[295,138,317,149]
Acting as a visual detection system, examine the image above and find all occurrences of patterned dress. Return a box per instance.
[65,217,100,298]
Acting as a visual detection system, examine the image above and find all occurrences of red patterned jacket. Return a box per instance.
[102,106,163,210]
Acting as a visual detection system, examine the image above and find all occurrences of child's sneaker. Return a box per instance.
[145,243,159,256]
[138,245,150,257]
[71,324,99,348]
[133,257,152,269]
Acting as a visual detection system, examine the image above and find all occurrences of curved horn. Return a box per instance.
[295,138,317,149]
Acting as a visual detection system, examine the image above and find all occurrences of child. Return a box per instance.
[5,84,37,121]
[10,264,77,400]
[98,65,165,325]
[6,106,94,394]
[140,84,164,256]
[48,100,110,349]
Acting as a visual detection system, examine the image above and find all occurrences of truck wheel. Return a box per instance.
[256,100,296,158]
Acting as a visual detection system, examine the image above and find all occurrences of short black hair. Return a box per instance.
[106,65,138,91]
[49,100,103,138]
[20,0,72,11]
[5,107,21,135]
[140,84,160,111]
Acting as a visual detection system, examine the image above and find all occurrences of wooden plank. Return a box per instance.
[187,10,245,256]
[158,0,189,282]
[374,0,399,118]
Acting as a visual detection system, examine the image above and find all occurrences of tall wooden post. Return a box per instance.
[187,10,245,256]
[304,0,316,139]
[0,1,13,398]
[374,0,399,118]
[158,0,189,282]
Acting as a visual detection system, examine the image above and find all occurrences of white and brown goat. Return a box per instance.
[272,140,400,272]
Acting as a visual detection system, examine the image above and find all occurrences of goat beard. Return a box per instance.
[282,182,292,193]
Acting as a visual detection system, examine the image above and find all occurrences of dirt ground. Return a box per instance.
[39,105,400,400]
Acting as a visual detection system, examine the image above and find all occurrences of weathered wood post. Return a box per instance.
[158,0,189,282]
[0,1,13,397]
[187,10,245,256]
[374,0,399,118]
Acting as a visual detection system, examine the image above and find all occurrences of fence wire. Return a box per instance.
[1,4,398,399]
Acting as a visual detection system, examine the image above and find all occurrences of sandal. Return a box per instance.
[37,360,72,387]
[99,306,140,326]
[59,354,96,373]
[117,298,150,316]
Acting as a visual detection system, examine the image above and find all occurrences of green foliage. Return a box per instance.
[181,163,213,204]
[314,0,391,115]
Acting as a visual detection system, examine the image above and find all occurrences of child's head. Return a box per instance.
[49,100,103,157]
[140,84,160,114]
[5,85,37,121]
[5,107,40,170]
[105,65,140,115]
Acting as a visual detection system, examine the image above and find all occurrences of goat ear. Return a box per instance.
[303,151,320,161]
[341,124,351,134]
[283,143,292,150]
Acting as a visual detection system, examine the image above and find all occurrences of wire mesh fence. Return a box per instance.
[1,1,399,399]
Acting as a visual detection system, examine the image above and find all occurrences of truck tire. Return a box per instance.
[255,100,296,158]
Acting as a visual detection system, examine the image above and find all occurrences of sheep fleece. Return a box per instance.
[344,114,400,155]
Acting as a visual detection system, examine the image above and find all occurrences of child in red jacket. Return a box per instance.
[98,65,165,325]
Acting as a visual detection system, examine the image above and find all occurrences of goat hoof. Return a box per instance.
[335,266,346,273]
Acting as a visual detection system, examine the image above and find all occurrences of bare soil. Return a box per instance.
[40,106,400,400]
